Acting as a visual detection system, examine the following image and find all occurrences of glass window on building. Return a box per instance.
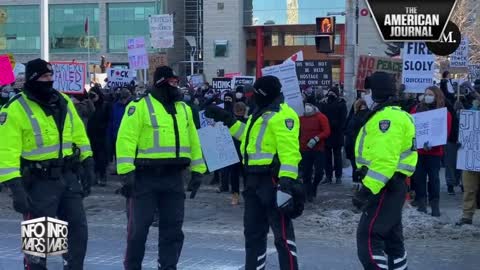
[49,4,100,53]
[107,2,156,52]
[0,5,40,53]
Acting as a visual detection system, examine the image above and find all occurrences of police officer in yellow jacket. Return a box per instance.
[116,66,206,270]
[0,58,94,270]
[353,72,418,270]
[206,76,304,270]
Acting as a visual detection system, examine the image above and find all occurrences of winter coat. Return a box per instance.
[109,101,128,144]
[344,109,370,160]
[87,90,111,149]
[320,97,348,148]
[410,105,452,157]
[300,112,331,152]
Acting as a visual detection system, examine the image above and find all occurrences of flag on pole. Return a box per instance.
[283,51,304,64]
[84,17,89,34]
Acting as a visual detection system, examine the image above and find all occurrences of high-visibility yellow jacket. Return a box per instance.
[355,106,418,194]
[116,94,206,175]
[0,92,93,183]
[229,98,301,179]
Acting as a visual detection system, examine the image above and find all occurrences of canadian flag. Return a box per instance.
[284,51,304,63]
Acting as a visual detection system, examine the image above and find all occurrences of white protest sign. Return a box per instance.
[107,68,136,89]
[197,123,240,172]
[51,61,86,94]
[262,62,304,115]
[457,110,480,171]
[149,14,174,49]
[413,108,448,149]
[127,37,149,70]
[198,104,224,128]
[402,42,435,93]
[90,73,107,88]
[450,38,469,68]
[13,63,25,77]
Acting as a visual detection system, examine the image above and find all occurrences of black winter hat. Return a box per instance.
[25,58,53,82]
[328,86,340,96]
[253,76,282,97]
[153,66,178,86]
[223,91,234,100]
[367,72,396,102]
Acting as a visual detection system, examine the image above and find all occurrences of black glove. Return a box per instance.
[352,185,376,211]
[205,105,236,127]
[81,157,95,197]
[187,172,203,199]
[7,178,30,214]
[356,166,369,181]
[116,172,135,198]
[276,177,305,219]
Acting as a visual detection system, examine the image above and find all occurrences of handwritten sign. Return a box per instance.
[107,68,136,89]
[197,123,240,172]
[149,14,174,49]
[295,61,332,89]
[356,55,402,90]
[51,62,86,94]
[450,38,469,68]
[198,104,224,128]
[413,108,448,149]
[262,62,304,115]
[0,55,15,86]
[127,37,149,70]
[457,110,480,171]
[212,77,232,93]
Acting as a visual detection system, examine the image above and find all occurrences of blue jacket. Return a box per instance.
[109,101,128,143]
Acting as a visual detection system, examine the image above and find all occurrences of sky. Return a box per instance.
[252,0,346,25]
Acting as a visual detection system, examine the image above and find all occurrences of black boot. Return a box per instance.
[431,199,441,217]
[417,199,427,213]
[447,185,455,195]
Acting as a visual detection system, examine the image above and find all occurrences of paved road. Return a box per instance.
[0,176,478,270]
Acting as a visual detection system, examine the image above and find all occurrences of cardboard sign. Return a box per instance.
[457,110,480,171]
[107,68,136,89]
[232,76,255,89]
[127,37,149,70]
[148,53,168,84]
[212,77,232,93]
[413,108,448,149]
[0,55,15,86]
[402,42,435,93]
[197,123,240,172]
[356,55,402,90]
[295,61,332,89]
[51,62,86,94]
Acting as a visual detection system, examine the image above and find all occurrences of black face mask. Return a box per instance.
[27,81,55,100]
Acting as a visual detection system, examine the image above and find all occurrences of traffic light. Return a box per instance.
[315,17,335,53]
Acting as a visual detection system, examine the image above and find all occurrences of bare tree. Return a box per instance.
[451,0,480,63]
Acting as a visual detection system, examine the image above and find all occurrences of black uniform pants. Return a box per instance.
[124,167,185,270]
[23,169,88,270]
[357,174,408,270]
[301,150,325,198]
[243,174,298,270]
[325,146,342,180]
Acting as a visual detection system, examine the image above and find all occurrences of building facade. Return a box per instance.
[0,0,192,75]
[203,0,346,82]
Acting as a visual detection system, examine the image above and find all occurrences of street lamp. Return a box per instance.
[185,36,197,76]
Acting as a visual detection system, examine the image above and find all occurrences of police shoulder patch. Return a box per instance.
[379,120,391,133]
[285,118,294,130]
[0,112,7,125]
[127,106,136,116]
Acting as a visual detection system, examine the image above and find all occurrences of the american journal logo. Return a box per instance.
[21,217,69,258]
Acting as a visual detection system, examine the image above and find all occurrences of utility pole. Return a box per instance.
[40,0,49,61]
[344,0,358,108]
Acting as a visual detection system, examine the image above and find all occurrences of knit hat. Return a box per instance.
[367,72,396,102]
[328,86,340,97]
[223,91,234,100]
[253,76,282,98]
[153,66,178,87]
[25,58,53,82]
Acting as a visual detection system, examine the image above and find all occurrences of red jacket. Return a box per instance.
[410,106,452,157]
[300,112,331,151]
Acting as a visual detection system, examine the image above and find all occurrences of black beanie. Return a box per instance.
[253,76,282,98]
[25,58,53,82]
[153,66,178,87]
[223,91,234,100]
[368,72,396,102]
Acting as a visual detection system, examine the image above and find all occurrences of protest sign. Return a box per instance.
[107,68,136,89]
[148,53,168,84]
[450,38,469,68]
[51,62,86,94]
[468,64,480,80]
[149,14,174,49]
[0,55,15,86]
[402,42,435,93]
[199,104,224,128]
[232,76,255,89]
[212,77,232,93]
[284,50,304,64]
[13,63,25,77]
[262,62,304,115]
[225,72,242,79]
[197,122,240,172]
[413,108,448,149]
[189,74,205,89]
[356,55,402,90]
[90,73,107,88]
[127,37,149,70]
[457,110,480,171]
[295,61,332,89]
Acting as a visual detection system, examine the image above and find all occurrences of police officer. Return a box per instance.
[206,76,304,270]
[116,66,206,270]
[353,72,417,270]
[0,58,94,270]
